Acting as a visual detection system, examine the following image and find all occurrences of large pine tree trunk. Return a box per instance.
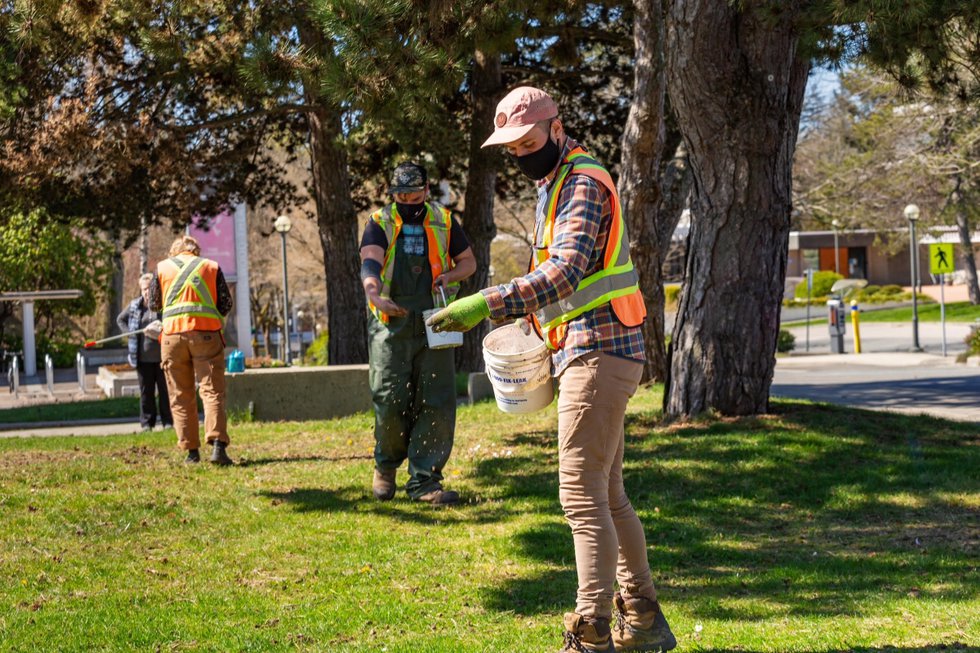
[105,238,124,337]
[619,0,670,383]
[664,1,809,417]
[455,49,501,373]
[306,104,368,365]
[297,21,367,365]
[953,178,980,304]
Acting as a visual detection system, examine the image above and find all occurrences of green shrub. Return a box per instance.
[855,284,912,305]
[776,329,796,353]
[303,332,329,366]
[245,356,287,369]
[455,372,470,397]
[794,271,842,300]
[966,326,980,356]
[2,331,79,369]
[664,284,682,310]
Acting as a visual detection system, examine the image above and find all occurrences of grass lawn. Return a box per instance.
[0,397,141,424]
[0,386,977,652]
[856,301,980,323]
[784,301,980,327]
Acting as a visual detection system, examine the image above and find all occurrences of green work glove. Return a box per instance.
[426,293,490,333]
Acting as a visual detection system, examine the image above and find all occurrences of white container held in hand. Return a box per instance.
[423,286,464,350]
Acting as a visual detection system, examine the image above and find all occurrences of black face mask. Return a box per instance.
[517,135,561,180]
[396,202,427,222]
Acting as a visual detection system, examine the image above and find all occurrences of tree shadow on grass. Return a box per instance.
[236,453,372,468]
[700,647,974,653]
[257,485,527,527]
[478,401,979,620]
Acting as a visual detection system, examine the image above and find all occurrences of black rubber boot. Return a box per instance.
[209,441,233,466]
[184,449,201,464]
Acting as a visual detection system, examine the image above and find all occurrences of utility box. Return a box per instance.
[827,298,846,354]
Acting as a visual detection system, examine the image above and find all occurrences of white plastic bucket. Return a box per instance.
[482,323,554,414]
[423,286,463,349]
[423,308,463,349]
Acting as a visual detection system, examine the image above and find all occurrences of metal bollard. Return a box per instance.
[76,351,87,393]
[850,300,862,354]
[10,353,19,397]
[45,354,55,395]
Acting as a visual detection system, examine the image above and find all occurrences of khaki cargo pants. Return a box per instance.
[161,330,228,451]
[557,351,656,619]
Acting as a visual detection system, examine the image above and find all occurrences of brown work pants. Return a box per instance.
[557,351,656,619]
[161,330,228,451]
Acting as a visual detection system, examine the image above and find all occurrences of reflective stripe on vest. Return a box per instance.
[158,256,223,333]
[366,202,460,324]
[530,147,646,349]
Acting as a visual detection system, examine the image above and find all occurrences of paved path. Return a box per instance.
[772,352,980,423]
[0,418,150,438]
[775,321,979,423]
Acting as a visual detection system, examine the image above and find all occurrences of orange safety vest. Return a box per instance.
[366,202,459,324]
[157,253,224,335]
[530,146,646,349]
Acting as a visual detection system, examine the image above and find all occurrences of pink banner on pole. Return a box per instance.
[189,210,237,279]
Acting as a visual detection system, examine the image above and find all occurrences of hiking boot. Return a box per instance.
[372,468,396,501]
[559,612,615,652]
[209,441,233,466]
[415,488,459,505]
[184,449,201,464]
[613,593,676,652]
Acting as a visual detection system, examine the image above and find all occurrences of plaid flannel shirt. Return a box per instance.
[481,138,645,376]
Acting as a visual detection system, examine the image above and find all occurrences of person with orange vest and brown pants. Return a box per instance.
[428,87,675,652]
[360,162,476,505]
[149,235,234,466]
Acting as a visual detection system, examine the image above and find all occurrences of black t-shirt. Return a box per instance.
[360,205,470,259]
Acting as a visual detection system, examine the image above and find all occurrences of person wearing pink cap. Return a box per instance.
[428,86,675,652]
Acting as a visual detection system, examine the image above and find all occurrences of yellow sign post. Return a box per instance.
[928,243,953,356]
[929,243,954,275]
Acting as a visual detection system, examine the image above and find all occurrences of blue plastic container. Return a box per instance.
[226,349,245,374]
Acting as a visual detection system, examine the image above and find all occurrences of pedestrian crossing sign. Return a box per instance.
[929,243,954,274]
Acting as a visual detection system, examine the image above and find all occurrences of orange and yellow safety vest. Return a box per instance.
[531,147,646,349]
[157,253,223,335]
[367,202,460,324]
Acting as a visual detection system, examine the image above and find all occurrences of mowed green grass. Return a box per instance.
[0,386,977,652]
[0,397,141,424]
[784,301,980,327]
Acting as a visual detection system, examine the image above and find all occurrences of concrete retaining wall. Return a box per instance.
[225,364,371,422]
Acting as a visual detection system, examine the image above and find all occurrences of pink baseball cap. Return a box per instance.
[481,86,559,148]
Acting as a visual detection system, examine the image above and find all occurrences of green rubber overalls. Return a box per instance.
[367,223,456,499]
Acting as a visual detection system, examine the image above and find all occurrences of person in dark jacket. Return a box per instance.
[117,273,172,432]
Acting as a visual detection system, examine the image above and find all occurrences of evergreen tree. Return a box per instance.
[663,0,980,417]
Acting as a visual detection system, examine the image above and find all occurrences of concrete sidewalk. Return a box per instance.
[0,419,155,438]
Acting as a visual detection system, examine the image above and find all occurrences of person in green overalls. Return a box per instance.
[359,162,477,505]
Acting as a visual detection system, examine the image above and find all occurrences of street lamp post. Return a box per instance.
[274,214,293,365]
[904,204,922,352]
[831,219,841,276]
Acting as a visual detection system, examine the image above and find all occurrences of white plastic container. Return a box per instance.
[423,286,463,349]
[423,308,463,349]
[482,323,554,414]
